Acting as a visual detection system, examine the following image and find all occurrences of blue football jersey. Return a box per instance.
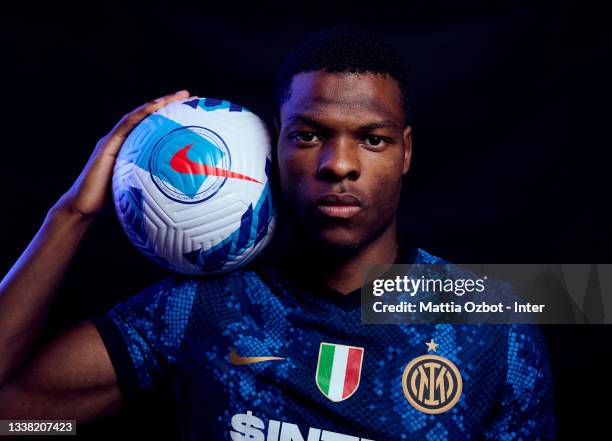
[92,242,555,440]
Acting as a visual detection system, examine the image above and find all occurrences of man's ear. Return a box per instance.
[401,125,413,175]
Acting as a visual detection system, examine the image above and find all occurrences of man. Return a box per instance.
[0,26,554,439]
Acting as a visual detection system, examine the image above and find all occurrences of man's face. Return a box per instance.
[277,70,412,252]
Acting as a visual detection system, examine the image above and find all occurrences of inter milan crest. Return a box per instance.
[315,343,364,402]
[402,339,463,414]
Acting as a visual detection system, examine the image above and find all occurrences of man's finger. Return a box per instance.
[110,89,190,139]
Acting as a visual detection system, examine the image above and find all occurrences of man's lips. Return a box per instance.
[315,193,363,219]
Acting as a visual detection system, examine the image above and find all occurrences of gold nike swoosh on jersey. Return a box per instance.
[229,348,285,365]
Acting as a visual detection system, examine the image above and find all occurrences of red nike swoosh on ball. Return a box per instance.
[170,143,262,184]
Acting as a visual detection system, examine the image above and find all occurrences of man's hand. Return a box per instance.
[53,89,190,219]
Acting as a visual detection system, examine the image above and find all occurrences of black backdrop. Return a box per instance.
[2,1,610,439]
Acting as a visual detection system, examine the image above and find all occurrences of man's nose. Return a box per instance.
[317,137,361,181]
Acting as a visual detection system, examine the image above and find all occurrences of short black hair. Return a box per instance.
[274,25,412,125]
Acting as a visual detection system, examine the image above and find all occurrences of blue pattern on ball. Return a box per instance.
[183,158,275,271]
[116,185,171,269]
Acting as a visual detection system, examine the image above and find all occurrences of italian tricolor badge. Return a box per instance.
[315,342,364,402]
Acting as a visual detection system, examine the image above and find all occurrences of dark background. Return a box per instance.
[2,1,610,439]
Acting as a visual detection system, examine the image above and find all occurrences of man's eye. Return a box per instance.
[290,132,321,143]
[364,135,387,147]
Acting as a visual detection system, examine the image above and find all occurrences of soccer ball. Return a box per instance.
[112,97,276,275]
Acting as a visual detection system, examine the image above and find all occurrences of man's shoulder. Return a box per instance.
[415,247,450,264]
[165,262,277,301]
[411,249,548,346]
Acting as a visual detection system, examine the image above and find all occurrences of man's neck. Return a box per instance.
[286,223,399,295]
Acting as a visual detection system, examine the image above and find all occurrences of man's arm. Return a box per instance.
[0,90,190,420]
[0,206,94,387]
[0,321,120,422]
